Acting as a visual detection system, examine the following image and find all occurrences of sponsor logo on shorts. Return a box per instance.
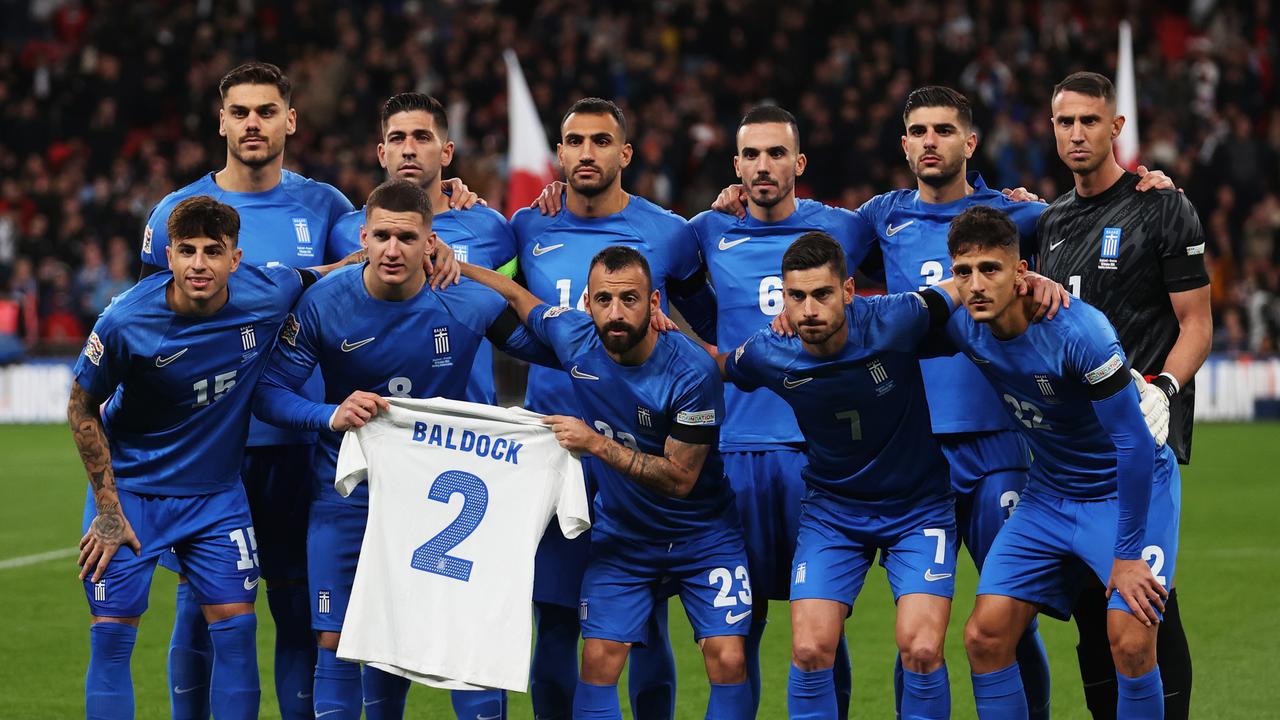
[578,600,588,621]
[318,590,331,615]
[243,577,259,591]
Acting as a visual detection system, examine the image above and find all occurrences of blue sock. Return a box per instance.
[901,665,950,720]
[87,622,137,720]
[788,664,836,719]
[627,601,675,720]
[450,688,506,719]
[531,602,579,719]
[314,647,362,720]
[707,681,752,720]
[894,655,904,718]
[744,619,766,713]
[833,635,851,720]
[1015,619,1051,720]
[207,614,260,720]
[971,663,1027,720]
[362,665,411,718]
[266,584,315,720]
[572,680,621,719]
[168,582,211,720]
[1117,667,1164,719]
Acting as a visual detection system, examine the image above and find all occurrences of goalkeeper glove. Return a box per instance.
[1130,369,1175,447]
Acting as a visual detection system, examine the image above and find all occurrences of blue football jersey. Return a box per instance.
[333,205,518,405]
[254,266,546,506]
[511,196,704,416]
[941,300,1174,502]
[140,169,357,446]
[73,265,306,496]
[690,199,877,451]
[866,173,1044,434]
[724,291,951,513]
[525,303,734,541]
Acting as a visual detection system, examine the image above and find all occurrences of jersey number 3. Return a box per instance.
[411,470,488,582]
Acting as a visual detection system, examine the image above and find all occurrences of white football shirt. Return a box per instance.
[333,397,590,691]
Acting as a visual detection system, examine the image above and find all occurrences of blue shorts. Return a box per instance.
[158,443,313,580]
[790,491,958,605]
[533,458,598,607]
[977,460,1182,621]
[307,497,367,632]
[82,484,259,617]
[724,449,805,601]
[941,430,1030,570]
[580,528,753,643]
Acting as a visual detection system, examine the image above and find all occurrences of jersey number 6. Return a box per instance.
[410,470,489,582]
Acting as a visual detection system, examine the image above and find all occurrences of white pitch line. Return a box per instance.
[0,547,78,570]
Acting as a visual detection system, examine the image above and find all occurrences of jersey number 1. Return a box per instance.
[411,470,489,582]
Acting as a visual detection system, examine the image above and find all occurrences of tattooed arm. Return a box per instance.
[68,381,140,582]
[541,415,710,498]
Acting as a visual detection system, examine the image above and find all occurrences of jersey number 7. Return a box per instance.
[410,470,489,582]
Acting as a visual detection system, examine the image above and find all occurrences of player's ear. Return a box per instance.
[359,225,369,250]
[733,153,742,180]
[218,108,227,138]
[376,142,388,170]
[1112,114,1125,140]
[440,140,456,168]
[795,152,807,177]
[619,142,634,168]
[165,244,174,270]
[285,107,297,136]
[965,130,978,159]
[901,133,909,160]
[229,246,243,272]
[843,275,855,303]
[650,287,661,313]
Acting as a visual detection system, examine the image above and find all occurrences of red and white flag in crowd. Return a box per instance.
[504,49,558,218]
[1115,20,1141,171]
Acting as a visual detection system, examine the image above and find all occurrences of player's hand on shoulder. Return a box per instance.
[532,181,566,215]
[1001,186,1042,203]
[442,178,485,209]
[1107,557,1169,627]
[650,307,678,333]
[542,415,598,454]
[770,311,795,337]
[1018,271,1071,321]
[78,503,141,583]
[711,184,749,219]
[1129,370,1170,446]
[330,391,390,431]
[1134,165,1179,193]
[427,235,462,289]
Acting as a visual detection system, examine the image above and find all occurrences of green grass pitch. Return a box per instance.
[1,422,1276,718]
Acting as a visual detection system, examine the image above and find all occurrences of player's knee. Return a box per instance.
[579,640,627,684]
[1109,629,1156,676]
[899,636,946,673]
[791,635,837,672]
[316,631,341,651]
[964,616,1010,663]
[703,639,747,684]
[91,615,141,628]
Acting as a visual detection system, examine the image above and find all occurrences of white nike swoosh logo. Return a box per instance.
[782,376,812,389]
[476,714,502,720]
[243,577,259,590]
[923,569,952,582]
[724,609,752,624]
[363,698,385,707]
[297,691,312,699]
[341,337,376,352]
[886,221,914,236]
[531,242,565,256]
[316,710,344,718]
[570,365,599,381]
[1049,239,1067,251]
[173,685,204,695]
[718,236,750,250]
[155,348,188,367]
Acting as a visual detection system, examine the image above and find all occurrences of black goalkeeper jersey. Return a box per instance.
[1034,172,1209,463]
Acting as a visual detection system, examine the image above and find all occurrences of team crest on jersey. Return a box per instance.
[142,225,153,255]
[240,325,257,352]
[280,314,299,347]
[293,218,314,258]
[542,305,569,320]
[84,332,104,366]
[867,358,895,396]
[1034,374,1058,401]
[637,406,653,429]
[1099,227,1121,270]
[432,327,452,367]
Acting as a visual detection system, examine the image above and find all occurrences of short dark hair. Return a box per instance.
[380,93,449,137]
[1052,71,1116,106]
[588,246,652,290]
[365,179,433,224]
[947,206,1019,257]
[561,98,628,141]
[168,196,240,247]
[739,105,801,147]
[219,62,292,104]
[781,232,847,279]
[903,85,973,128]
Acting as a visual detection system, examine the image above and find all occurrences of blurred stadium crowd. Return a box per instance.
[0,0,1277,360]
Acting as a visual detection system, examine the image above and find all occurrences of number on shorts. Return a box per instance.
[1000,490,1021,519]
[1142,544,1167,586]
[229,527,259,570]
[924,528,947,565]
[709,565,752,607]
[758,276,783,316]
[387,376,413,397]
[410,470,488,582]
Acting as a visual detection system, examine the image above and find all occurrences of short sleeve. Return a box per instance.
[325,212,363,262]
[1007,201,1046,262]
[669,353,723,444]
[828,201,880,272]
[1156,192,1209,293]
[668,222,703,282]
[140,203,171,267]
[334,429,369,497]
[1065,314,1132,401]
[261,264,307,307]
[723,332,770,392]
[265,294,323,389]
[850,290,948,351]
[486,212,518,269]
[73,317,127,400]
[552,446,591,540]
[524,303,597,366]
